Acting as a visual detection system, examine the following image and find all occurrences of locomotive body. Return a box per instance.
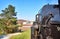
[31,1,60,39]
[41,5,60,22]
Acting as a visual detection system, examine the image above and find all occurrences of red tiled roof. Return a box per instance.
[17,19,27,23]
[23,24,32,26]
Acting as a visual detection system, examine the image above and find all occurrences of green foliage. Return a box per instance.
[0,5,17,34]
[10,29,31,39]
[8,5,16,16]
[0,5,16,18]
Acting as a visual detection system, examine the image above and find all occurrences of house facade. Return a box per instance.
[17,19,33,31]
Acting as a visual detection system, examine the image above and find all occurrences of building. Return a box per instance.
[17,19,33,31]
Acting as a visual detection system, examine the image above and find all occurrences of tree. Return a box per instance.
[0,5,17,25]
[0,5,17,33]
[0,5,16,18]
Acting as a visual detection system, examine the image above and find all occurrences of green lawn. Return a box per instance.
[10,29,31,39]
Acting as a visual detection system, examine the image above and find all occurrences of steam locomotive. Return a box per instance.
[31,0,60,39]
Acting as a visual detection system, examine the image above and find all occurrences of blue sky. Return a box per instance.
[0,0,58,21]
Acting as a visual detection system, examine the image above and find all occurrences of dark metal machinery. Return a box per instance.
[31,0,60,39]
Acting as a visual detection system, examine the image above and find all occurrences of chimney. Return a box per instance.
[58,0,60,15]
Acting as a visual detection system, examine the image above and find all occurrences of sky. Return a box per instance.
[0,0,58,21]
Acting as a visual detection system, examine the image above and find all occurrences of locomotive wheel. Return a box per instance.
[40,34,43,39]
[46,36,53,39]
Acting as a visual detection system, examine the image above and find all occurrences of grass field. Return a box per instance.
[10,29,31,39]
